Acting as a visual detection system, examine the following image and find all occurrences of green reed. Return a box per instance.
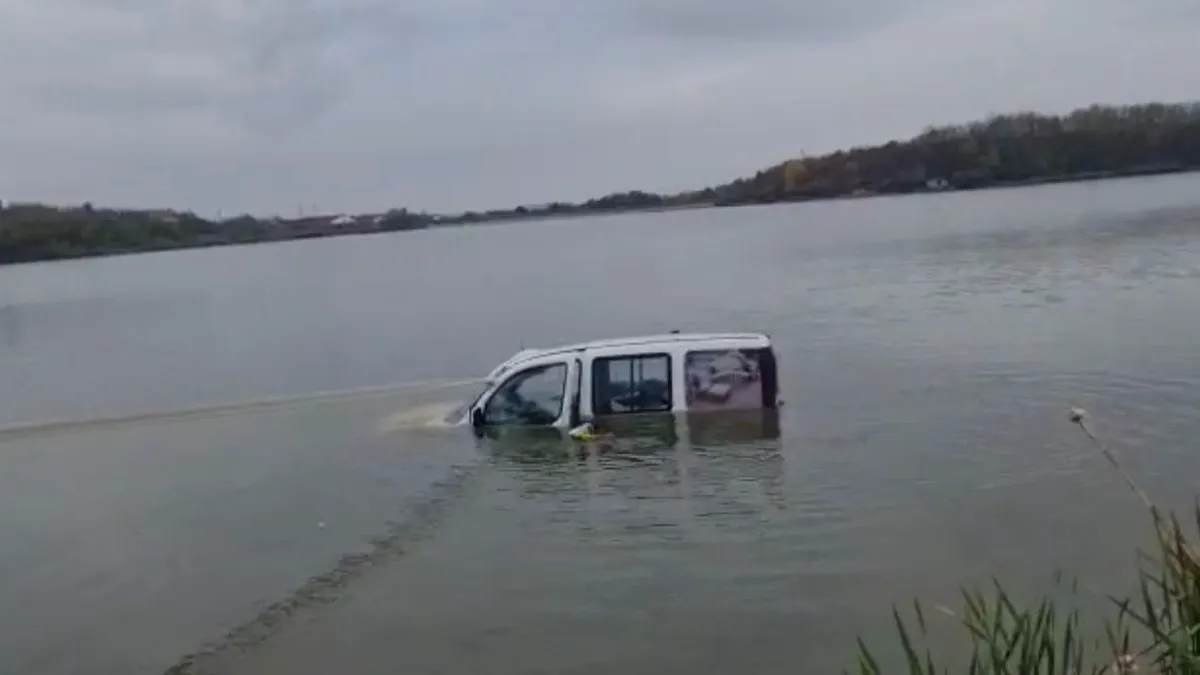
[852,409,1200,675]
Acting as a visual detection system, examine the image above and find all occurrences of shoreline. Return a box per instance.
[2,168,1196,268]
[710,165,1200,207]
[5,100,1200,266]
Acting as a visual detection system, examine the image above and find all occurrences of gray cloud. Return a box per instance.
[0,0,1196,216]
[604,0,957,44]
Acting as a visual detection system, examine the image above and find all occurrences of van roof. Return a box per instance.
[551,332,769,353]
[488,332,769,376]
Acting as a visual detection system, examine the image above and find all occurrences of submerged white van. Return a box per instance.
[445,332,780,432]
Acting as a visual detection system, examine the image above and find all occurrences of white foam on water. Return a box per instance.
[374,401,465,436]
[0,377,484,442]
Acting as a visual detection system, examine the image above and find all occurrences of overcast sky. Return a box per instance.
[0,0,1196,217]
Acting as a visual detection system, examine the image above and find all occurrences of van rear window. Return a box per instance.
[684,348,775,411]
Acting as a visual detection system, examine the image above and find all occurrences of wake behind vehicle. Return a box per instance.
[443,332,780,433]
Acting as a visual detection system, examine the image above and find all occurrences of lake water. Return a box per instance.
[3,174,1200,674]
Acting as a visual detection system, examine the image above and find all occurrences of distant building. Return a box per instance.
[273,213,382,238]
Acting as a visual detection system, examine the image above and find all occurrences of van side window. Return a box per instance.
[684,349,766,410]
[591,354,672,415]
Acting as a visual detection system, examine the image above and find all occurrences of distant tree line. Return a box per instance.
[710,101,1200,205]
[0,203,234,264]
[3,101,1199,264]
[0,202,433,264]
[435,190,691,225]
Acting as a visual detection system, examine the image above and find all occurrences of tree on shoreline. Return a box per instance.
[715,102,1200,205]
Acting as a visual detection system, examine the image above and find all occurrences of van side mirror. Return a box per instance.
[471,408,484,428]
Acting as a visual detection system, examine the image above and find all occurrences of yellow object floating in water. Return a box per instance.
[568,423,596,441]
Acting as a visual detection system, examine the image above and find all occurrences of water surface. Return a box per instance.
[2,174,1200,674]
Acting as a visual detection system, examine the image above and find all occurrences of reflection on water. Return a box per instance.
[159,411,791,675]
[476,410,781,464]
[476,413,791,582]
[202,412,802,675]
